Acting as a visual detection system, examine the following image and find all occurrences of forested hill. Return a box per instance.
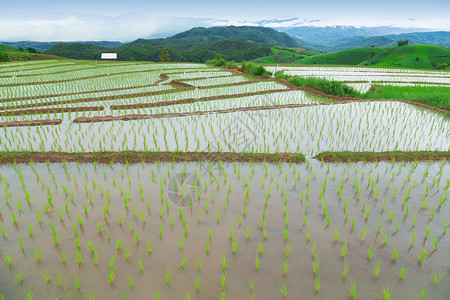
[44,26,303,62]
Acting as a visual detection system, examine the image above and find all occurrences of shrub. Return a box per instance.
[0,52,10,62]
[437,63,448,70]
[242,61,272,76]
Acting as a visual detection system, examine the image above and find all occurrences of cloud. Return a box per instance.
[0,14,449,42]
[0,14,214,42]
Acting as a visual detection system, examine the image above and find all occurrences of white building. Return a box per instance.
[101,53,117,60]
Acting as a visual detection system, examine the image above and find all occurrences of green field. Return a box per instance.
[295,45,450,70]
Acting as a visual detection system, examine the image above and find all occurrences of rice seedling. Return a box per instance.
[418,249,427,264]
[392,245,399,263]
[430,270,445,286]
[380,286,391,300]
[312,258,320,276]
[372,260,382,279]
[348,281,358,299]
[314,276,321,293]
[342,261,350,279]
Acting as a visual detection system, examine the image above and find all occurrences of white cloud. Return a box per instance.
[0,14,448,42]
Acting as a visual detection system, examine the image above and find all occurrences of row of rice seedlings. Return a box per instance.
[2,100,448,157]
[266,65,450,76]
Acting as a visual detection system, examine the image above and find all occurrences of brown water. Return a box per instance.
[0,160,448,299]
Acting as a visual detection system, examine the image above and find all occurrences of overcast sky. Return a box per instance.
[1,0,449,41]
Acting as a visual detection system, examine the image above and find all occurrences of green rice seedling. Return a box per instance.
[125,245,132,260]
[14,271,24,284]
[443,220,447,234]
[392,245,399,263]
[179,256,188,270]
[116,239,123,252]
[196,256,201,272]
[147,239,152,254]
[311,241,317,257]
[314,276,321,293]
[128,276,134,289]
[34,248,42,262]
[418,249,427,264]
[333,228,339,242]
[164,267,170,286]
[245,227,251,240]
[195,275,200,292]
[42,272,51,286]
[249,279,255,300]
[312,258,320,276]
[232,238,238,254]
[341,241,347,258]
[381,231,389,245]
[367,243,374,261]
[348,281,358,299]
[381,285,391,300]
[279,280,287,298]
[206,238,210,254]
[74,272,80,290]
[221,271,227,290]
[159,225,163,239]
[306,229,311,242]
[396,265,407,280]
[284,244,290,258]
[411,230,416,246]
[424,225,430,240]
[28,225,33,237]
[432,235,438,251]
[418,286,426,300]
[373,260,381,279]
[77,249,82,265]
[255,253,259,271]
[4,254,12,266]
[430,270,445,286]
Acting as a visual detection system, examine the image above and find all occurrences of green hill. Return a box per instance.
[46,39,272,63]
[251,46,318,64]
[44,26,304,62]
[296,45,450,69]
[169,26,302,48]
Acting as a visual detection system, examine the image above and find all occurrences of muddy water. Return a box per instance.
[0,161,448,299]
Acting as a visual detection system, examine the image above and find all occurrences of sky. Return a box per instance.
[1,0,449,41]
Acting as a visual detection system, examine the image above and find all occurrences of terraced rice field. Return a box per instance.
[266,66,450,93]
[0,60,449,300]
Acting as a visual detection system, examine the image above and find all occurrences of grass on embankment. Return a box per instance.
[274,71,360,97]
[362,85,450,110]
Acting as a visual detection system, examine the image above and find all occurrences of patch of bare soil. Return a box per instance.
[0,119,62,127]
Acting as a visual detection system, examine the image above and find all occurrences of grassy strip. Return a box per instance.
[0,151,447,164]
[315,151,450,162]
[274,72,360,97]
[362,85,450,110]
[0,151,306,164]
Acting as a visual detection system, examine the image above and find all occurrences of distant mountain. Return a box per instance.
[1,41,122,52]
[169,26,303,48]
[386,31,450,44]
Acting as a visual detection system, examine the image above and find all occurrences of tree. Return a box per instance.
[159,48,170,62]
[397,40,409,47]
[26,47,38,53]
